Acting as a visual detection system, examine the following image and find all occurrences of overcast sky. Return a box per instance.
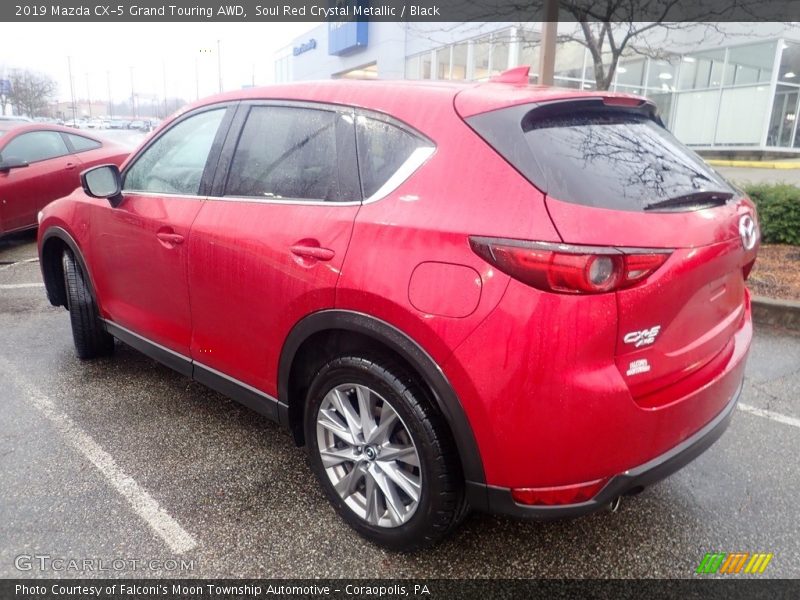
[0,22,318,104]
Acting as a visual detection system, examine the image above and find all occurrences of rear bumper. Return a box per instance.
[467,376,742,519]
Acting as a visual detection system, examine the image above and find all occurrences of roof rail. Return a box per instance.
[489,66,531,84]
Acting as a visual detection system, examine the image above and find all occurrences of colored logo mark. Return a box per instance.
[696,552,773,574]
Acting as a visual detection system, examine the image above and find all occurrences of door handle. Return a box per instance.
[64,163,76,171]
[156,232,184,246]
[290,244,335,261]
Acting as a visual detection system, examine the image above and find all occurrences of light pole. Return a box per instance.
[129,66,136,118]
[85,72,92,118]
[162,60,168,118]
[217,39,222,93]
[107,70,112,119]
[67,56,77,122]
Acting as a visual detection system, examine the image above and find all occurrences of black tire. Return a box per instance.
[62,250,114,359]
[304,354,467,551]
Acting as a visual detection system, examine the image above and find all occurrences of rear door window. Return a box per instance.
[224,105,358,202]
[468,102,734,212]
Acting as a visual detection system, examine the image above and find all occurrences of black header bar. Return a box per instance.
[2,0,799,22]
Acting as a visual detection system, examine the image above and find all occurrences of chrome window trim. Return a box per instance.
[118,190,206,200]
[207,196,361,207]
[362,145,435,204]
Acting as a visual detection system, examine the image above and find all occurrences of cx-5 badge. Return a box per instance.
[624,326,662,348]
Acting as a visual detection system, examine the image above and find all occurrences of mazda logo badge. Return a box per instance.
[739,214,757,250]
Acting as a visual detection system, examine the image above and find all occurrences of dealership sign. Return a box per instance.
[328,19,368,56]
[0,79,11,95]
[293,39,317,56]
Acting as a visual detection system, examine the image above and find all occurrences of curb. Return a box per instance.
[752,295,800,331]
[706,159,800,170]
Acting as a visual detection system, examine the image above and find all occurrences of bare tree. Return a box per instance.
[8,70,58,117]
[0,86,10,116]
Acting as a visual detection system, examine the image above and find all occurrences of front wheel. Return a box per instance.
[304,355,467,551]
[62,250,114,359]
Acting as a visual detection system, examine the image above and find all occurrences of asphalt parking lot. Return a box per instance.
[1,230,798,579]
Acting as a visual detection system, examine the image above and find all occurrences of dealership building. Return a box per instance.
[274,22,800,153]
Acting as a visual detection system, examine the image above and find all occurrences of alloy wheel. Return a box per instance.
[315,383,422,528]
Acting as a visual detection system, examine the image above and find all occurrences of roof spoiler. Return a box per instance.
[490,66,531,84]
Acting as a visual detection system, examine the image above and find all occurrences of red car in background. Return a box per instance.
[37,73,758,550]
[0,123,127,236]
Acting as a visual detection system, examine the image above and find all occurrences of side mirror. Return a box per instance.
[81,164,123,206]
[0,156,30,172]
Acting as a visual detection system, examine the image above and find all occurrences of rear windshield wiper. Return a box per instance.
[644,190,734,212]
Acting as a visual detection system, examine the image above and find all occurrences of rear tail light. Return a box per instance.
[469,237,671,294]
[511,478,609,506]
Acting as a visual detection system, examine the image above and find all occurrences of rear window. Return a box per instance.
[468,102,734,212]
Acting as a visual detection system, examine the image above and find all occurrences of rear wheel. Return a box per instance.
[304,354,467,551]
[62,250,114,359]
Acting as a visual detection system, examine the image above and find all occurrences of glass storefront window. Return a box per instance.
[553,78,581,89]
[768,84,800,147]
[615,57,645,88]
[518,28,539,74]
[679,49,725,90]
[779,41,800,83]
[649,92,675,128]
[451,42,468,80]
[716,85,771,145]
[473,35,491,80]
[421,54,432,79]
[405,55,421,80]
[554,41,585,79]
[491,35,510,75]
[647,57,679,91]
[434,47,449,79]
[725,42,776,86]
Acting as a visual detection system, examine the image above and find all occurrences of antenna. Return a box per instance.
[489,66,531,84]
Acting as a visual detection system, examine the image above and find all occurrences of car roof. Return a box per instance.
[0,122,105,140]
[180,78,647,119]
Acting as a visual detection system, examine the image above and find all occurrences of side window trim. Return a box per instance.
[210,99,361,204]
[121,102,238,197]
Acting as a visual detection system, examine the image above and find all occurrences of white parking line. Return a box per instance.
[0,258,39,271]
[739,403,800,429]
[0,283,45,289]
[0,357,198,554]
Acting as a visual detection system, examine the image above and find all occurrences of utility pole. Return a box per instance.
[217,39,222,93]
[195,56,200,101]
[85,72,92,118]
[162,60,168,118]
[539,0,559,86]
[130,66,136,118]
[67,56,77,122]
[107,70,112,119]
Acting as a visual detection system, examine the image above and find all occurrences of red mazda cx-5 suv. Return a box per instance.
[38,71,758,550]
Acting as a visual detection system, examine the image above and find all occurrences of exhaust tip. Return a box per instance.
[607,496,622,513]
